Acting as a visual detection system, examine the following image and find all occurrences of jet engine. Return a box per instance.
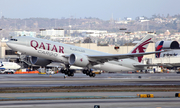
[68,53,89,67]
[30,56,52,66]
[155,41,179,49]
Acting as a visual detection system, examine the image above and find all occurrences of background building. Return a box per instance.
[9,31,36,37]
[40,29,64,38]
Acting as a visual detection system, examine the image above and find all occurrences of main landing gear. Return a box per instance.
[82,69,96,77]
[60,65,75,77]
[61,69,75,77]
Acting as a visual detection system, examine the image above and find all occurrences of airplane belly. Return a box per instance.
[93,62,136,72]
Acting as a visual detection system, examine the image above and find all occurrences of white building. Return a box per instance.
[9,31,36,37]
[127,18,132,21]
[40,29,64,38]
[81,30,107,37]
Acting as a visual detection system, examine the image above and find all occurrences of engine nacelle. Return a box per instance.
[68,53,89,67]
[155,41,179,49]
[30,56,52,66]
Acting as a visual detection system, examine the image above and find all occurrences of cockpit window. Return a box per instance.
[10,39,18,41]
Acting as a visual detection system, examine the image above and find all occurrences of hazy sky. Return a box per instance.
[0,0,180,20]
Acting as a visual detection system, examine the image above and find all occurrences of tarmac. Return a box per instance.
[0,72,180,108]
[0,73,180,87]
[0,98,180,108]
[0,92,178,100]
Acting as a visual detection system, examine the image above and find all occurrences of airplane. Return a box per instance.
[154,41,180,70]
[0,62,21,70]
[0,62,21,74]
[155,41,180,58]
[6,34,162,77]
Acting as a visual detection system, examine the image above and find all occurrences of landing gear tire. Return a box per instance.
[70,72,74,77]
[82,69,96,77]
[92,73,95,77]
[64,71,68,75]
[61,66,75,76]
[89,72,93,76]
[86,71,90,75]
[67,70,75,77]
[60,69,66,73]
[68,72,74,77]
[67,71,71,75]
[89,73,96,77]
[83,70,87,74]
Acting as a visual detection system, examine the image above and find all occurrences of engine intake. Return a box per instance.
[30,56,52,66]
[68,53,89,67]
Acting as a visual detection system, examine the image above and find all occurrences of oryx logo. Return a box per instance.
[80,58,83,62]
[132,38,151,62]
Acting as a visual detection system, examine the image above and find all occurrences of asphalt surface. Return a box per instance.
[0,73,180,87]
[0,98,180,108]
[0,92,178,100]
[0,73,180,108]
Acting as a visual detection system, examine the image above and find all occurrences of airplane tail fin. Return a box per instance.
[129,35,153,63]
[155,41,164,58]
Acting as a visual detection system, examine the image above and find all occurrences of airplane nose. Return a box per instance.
[6,41,10,47]
[18,65,21,69]
[6,41,14,49]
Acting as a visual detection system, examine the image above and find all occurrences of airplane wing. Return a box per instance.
[63,50,164,64]
[133,64,173,67]
[87,51,164,63]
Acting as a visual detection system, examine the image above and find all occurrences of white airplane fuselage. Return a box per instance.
[0,62,21,70]
[7,36,145,72]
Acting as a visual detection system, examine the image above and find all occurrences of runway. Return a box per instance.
[0,73,180,108]
[0,73,180,87]
[0,92,178,100]
[0,98,180,108]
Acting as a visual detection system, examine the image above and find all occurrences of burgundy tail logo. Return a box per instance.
[132,38,151,62]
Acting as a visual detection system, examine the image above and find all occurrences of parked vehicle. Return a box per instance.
[0,69,15,74]
[46,69,54,75]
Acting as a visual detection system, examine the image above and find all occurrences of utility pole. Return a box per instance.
[125,31,131,53]
[120,28,130,53]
